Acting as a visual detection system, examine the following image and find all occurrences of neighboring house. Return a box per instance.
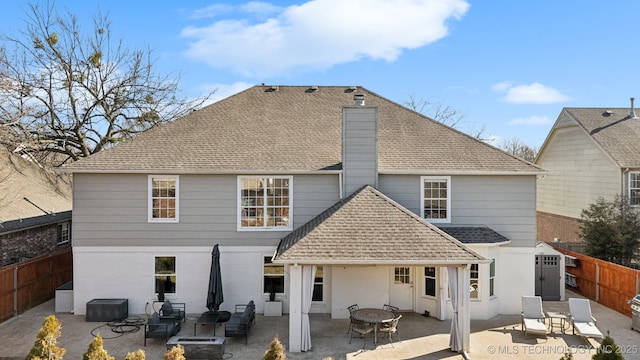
[60,85,542,353]
[0,148,72,267]
[536,100,640,244]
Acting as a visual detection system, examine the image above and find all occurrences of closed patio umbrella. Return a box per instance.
[206,244,224,312]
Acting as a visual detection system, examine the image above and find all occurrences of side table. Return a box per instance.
[545,311,567,334]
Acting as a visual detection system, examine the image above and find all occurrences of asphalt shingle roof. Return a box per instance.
[274,185,487,264]
[437,226,510,244]
[563,107,640,168]
[61,85,541,174]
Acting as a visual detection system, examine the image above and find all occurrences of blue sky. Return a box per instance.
[2,0,639,149]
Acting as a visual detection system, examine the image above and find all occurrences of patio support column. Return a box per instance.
[458,265,471,354]
[288,264,303,352]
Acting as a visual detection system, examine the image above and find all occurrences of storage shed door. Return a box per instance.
[535,255,561,301]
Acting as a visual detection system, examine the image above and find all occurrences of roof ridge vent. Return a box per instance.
[631,97,637,118]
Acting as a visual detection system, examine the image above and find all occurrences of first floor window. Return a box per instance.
[264,256,285,295]
[470,264,479,299]
[240,176,292,230]
[421,176,451,222]
[424,267,436,297]
[630,172,640,205]
[312,267,324,302]
[155,256,176,295]
[489,259,496,297]
[57,222,70,244]
[149,175,179,222]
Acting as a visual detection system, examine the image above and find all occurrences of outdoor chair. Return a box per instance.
[568,298,603,340]
[521,295,547,337]
[349,318,374,346]
[159,300,186,325]
[144,312,179,346]
[378,314,402,347]
[347,304,360,334]
[383,304,399,315]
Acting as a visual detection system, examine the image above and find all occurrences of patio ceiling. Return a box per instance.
[273,185,489,265]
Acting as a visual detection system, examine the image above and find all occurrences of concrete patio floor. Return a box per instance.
[1,290,638,360]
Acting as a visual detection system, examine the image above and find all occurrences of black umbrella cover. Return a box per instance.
[206,244,224,312]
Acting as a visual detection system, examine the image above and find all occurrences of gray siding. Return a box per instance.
[536,120,621,218]
[379,174,537,247]
[342,107,378,197]
[73,173,340,247]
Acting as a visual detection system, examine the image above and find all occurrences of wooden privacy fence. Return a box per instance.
[552,246,640,317]
[0,248,72,322]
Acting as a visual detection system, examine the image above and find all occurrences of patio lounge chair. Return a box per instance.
[521,296,547,337]
[568,298,603,340]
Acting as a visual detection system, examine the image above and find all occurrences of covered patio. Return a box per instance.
[0,291,629,360]
[273,186,492,356]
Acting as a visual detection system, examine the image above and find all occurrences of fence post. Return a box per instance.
[13,266,18,317]
[595,262,599,302]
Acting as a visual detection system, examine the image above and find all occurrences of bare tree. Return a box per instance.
[405,93,489,141]
[499,137,539,162]
[0,2,213,166]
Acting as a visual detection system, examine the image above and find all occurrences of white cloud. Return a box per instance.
[508,115,551,126]
[182,0,470,77]
[493,82,570,104]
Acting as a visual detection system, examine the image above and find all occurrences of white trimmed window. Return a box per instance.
[470,264,479,299]
[239,176,292,230]
[489,259,496,297]
[629,172,640,206]
[312,267,324,302]
[421,176,451,223]
[263,256,285,296]
[155,256,176,295]
[148,175,179,222]
[424,267,436,297]
[57,222,70,244]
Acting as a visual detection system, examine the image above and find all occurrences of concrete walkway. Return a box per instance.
[1,291,638,360]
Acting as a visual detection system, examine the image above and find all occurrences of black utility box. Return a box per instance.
[86,299,128,322]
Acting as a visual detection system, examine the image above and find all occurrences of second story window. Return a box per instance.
[239,176,292,230]
[421,176,451,223]
[629,172,640,206]
[149,175,179,222]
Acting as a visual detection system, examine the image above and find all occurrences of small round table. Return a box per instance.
[351,308,394,344]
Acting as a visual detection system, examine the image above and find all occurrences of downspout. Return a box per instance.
[339,171,343,199]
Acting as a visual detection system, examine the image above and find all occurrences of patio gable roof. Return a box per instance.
[274,185,488,265]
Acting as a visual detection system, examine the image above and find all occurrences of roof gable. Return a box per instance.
[274,185,487,264]
[538,107,640,168]
[61,85,541,174]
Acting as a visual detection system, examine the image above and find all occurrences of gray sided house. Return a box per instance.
[0,148,72,267]
[536,101,640,244]
[60,85,542,353]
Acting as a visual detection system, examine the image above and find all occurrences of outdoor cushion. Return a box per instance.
[521,296,547,336]
[568,298,603,339]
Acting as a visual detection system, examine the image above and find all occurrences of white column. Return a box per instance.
[288,264,303,352]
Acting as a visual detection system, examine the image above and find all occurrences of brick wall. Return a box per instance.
[0,223,71,267]
[537,211,583,243]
